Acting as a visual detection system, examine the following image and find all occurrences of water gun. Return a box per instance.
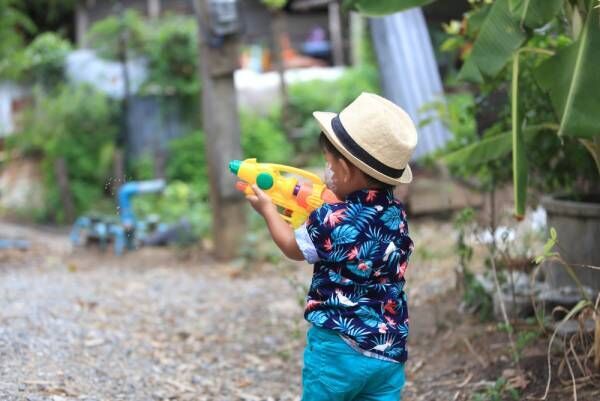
[229,158,339,228]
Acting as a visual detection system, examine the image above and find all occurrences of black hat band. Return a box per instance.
[331,115,405,179]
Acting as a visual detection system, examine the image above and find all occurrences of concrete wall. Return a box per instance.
[542,196,600,293]
[126,95,192,160]
[0,83,28,138]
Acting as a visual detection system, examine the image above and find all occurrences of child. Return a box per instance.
[245,92,417,401]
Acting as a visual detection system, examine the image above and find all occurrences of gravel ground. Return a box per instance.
[0,219,461,401]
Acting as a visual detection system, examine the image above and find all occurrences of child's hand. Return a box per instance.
[246,184,277,217]
[246,184,304,261]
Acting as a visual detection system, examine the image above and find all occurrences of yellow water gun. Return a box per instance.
[229,158,339,228]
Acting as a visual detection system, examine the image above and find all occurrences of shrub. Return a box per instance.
[288,65,380,158]
[433,28,596,194]
[86,9,147,60]
[240,109,293,164]
[19,32,72,89]
[142,15,199,96]
[165,131,208,197]
[132,180,211,239]
[87,12,200,98]
[0,0,35,80]
[8,84,118,222]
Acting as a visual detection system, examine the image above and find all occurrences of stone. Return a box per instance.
[546,319,595,338]
[492,272,549,319]
[493,290,534,320]
[404,175,483,216]
[475,274,494,294]
[0,158,45,212]
[537,286,595,309]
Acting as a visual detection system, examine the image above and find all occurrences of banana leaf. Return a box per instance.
[342,0,436,16]
[443,122,554,218]
[458,0,526,83]
[508,0,563,28]
[535,0,600,139]
[465,4,492,37]
[443,133,513,168]
[442,125,545,168]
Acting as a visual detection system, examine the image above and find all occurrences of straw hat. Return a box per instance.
[313,92,418,185]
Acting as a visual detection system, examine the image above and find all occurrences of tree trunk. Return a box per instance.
[328,1,344,66]
[271,9,292,140]
[194,0,246,260]
[54,158,76,223]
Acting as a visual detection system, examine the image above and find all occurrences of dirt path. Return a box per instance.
[1,223,306,400]
[1,220,594,400]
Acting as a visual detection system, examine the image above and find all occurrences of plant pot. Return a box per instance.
[541,194,600,294]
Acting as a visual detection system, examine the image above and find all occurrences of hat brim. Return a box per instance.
[313,111,413,185]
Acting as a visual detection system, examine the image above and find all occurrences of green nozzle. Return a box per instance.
[229,160,241,175]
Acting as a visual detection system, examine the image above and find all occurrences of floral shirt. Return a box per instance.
[294,188,413,363]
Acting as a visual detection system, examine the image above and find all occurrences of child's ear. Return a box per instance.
[338,158,352,183]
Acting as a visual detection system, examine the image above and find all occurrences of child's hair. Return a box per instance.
[319,132,394,190]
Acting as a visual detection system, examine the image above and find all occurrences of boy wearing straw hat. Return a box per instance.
[246,92,417,400]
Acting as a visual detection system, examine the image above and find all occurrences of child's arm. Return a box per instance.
[245,184,304,261]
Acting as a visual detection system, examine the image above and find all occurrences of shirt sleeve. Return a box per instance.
[380,208,414,280]
[393,232,413,280]
[294,205,340,264]
[294,223,320,264]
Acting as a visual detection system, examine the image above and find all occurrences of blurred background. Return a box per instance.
[0,1,599,400]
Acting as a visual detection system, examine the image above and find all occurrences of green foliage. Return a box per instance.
[134,113,294,227]
[18,32,72,88]
[472,377,520,401]
[288,65,379,157]
[132,181,211,239]
[343,0,435,16]
[4,11,202,222]
[260,0,286,9]
[130,153,155,181]
[165,131,208,197]
[424,91,510,189]
[454,207,475,271]
[142,15,199,96]
[352,11,380,70]
[240,109,293,163]
[454,207,494,322]
[463,269,494,321]
[453,0,599,215]
[86,9,147,60]
[496,321,514,334]
[509,0,563,28]
[438,2,491,83]
[458,0,526,83]
[515,329,540,356]
[0,0,36,79]
[7,84,118,222]
[534,227,558,264]
[436,4,598,197]
[12,0,76,40]
[535,0,600,140]
[87,12,200,97]
[421,92,478,150]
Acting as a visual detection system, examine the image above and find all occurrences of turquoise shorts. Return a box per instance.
[302,326,406,401]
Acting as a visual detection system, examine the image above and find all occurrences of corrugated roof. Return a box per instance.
[370,8,451,160]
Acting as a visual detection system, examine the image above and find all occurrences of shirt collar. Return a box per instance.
[344,188,394,204]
